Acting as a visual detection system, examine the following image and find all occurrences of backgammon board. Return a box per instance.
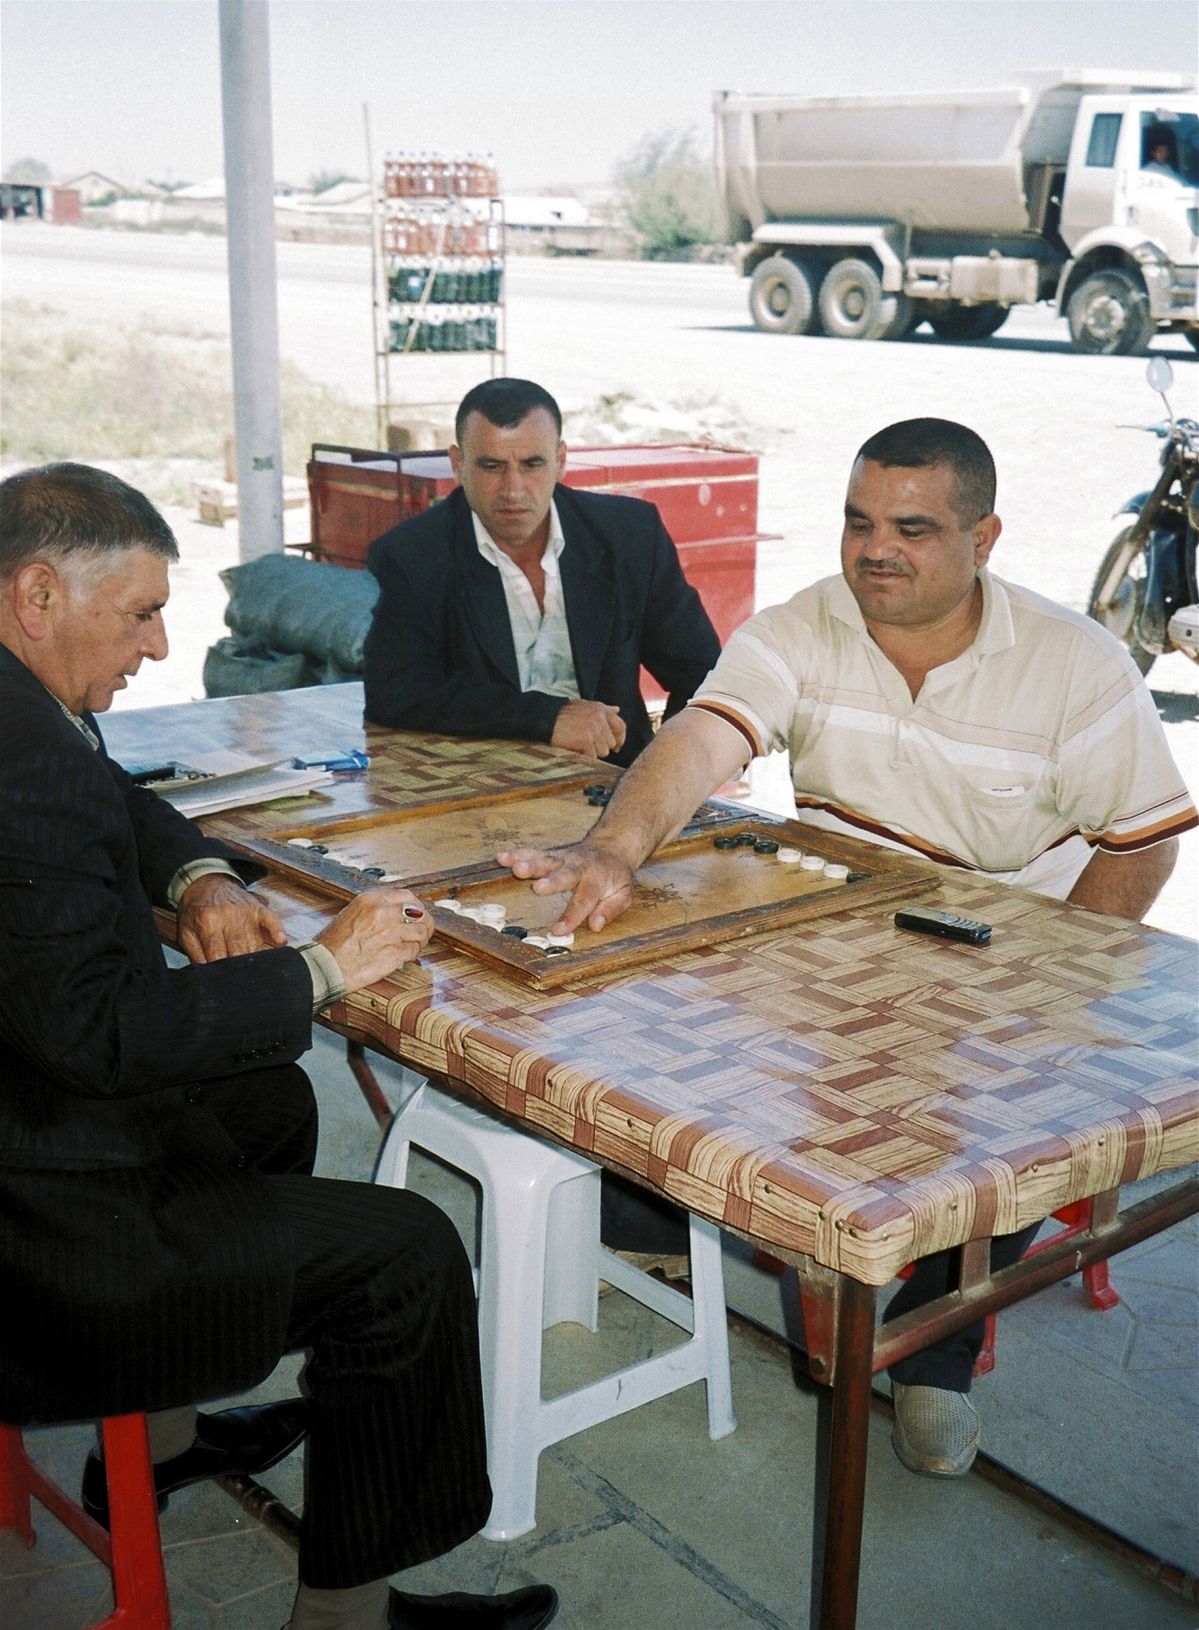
[236,777,939,988]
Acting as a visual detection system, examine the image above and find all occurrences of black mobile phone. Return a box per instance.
[893,907,992,946]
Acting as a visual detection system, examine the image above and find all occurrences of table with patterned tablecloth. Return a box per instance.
[102,684,1199,1630]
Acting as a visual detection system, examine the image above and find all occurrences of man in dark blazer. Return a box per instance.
[363,377,721,768]
[0,465,557,1630]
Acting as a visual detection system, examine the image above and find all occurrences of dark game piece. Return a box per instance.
[544,944,570,956]
[361,866,385,878]
[309,844,328,855]
[754,838,780,855]
[735,831,758,847]
[848,871,869,883]
[714,834,740,850]
[583,783,608,798]
[501,925,529,939]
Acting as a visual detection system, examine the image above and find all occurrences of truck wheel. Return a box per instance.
[877,293,917,341]
[818,258,899,340]
[748,255,820,335]
[927,302,1009,341]
[1186,331,1199,354]
[1067,270,1154,356]
[1087,526,1156,675]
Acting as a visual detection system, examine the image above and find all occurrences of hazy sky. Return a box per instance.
[1,0,1194,191]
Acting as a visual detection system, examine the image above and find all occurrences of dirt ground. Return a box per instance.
[2,224,1196,936]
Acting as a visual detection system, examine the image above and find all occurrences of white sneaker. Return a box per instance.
[891,1383,979,1478]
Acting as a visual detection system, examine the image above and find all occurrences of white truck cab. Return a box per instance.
[1058,95,1199,351]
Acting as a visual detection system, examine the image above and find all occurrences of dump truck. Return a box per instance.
[715,72,1198,354]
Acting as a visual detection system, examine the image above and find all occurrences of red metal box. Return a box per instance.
[306,447,453,570]
[561,444,759,543]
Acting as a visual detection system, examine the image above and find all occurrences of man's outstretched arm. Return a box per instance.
[498,707,751,934]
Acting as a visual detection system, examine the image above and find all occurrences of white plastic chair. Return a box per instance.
[375,1080,736,1539]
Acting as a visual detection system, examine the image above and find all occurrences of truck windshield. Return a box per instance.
[1141,112,1199,186]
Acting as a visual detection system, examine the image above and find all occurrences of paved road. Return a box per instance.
[6,223,1195,603]
[3,223,1197,932]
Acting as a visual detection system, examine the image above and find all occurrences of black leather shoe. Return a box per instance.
[80,1398,309,1529]
[389,1583,558,1629]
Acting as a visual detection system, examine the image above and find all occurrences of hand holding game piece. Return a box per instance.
[315,886,434,990]
[177,873,289,964]
[496,840,637,935]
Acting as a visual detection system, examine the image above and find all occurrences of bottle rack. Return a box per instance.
[374,152,506,434]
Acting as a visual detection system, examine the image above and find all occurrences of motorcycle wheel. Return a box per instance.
[1086,525,1156,676]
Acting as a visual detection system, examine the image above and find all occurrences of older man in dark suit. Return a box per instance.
[363,378,721,767]
[0,464,557,1630]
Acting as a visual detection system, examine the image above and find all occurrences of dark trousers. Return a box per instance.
[883,1222,1043,1392]
[213,1071,492,1589]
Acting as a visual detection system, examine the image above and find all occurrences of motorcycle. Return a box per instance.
[1088,357,1199,677]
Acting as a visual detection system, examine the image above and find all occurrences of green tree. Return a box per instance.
[3,156,53,183]
[613,128,722,260]
[308,169,362,195]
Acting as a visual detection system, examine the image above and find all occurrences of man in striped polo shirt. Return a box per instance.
[499,417,1197,1479]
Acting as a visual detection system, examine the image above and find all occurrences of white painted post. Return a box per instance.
[218,0,284,561]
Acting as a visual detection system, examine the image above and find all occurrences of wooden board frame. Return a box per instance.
[235,772,751,897]
[234,782,940,989]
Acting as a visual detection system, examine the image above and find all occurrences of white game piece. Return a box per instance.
[380,872,406,883]
[287,837,315,848]
[457,906,486,923]
[476,903,507,924]
[544,932,575,947]
[822,862,849,880]
[434,898,463,913]
[776,848,804,864]
[524,935,552,949]
[799,854,825,870]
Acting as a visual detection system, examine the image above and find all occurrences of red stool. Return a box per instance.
[751,1198,1119,1377]
[0,1413,171,1629]
[971,1199,1118,1375]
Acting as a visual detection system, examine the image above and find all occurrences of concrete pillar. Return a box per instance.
[219,0,284,561]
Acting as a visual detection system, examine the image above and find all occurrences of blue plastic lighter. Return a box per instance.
[291,749,370,773]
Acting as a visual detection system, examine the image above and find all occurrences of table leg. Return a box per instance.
[809,1275,877,1630]
[345,1038,394,1129]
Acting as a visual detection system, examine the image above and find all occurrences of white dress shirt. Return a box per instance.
[471,501,580,699]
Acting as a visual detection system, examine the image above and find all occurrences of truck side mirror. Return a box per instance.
[1147,357,1174,394]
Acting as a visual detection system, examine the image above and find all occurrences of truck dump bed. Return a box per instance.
[716,74,1196,238]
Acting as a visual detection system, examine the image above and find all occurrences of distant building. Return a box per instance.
[290,179,372,211]
[502,194,624,256]
[169,177,228,202]
[0,183,81,224]
[59,170,134,204]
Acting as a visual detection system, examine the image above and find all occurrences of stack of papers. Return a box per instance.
[141,752,335,817]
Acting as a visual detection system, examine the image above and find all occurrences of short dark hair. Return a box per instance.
[454,378,562,443]
[0,463,178,582]
[854,418,997,523]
